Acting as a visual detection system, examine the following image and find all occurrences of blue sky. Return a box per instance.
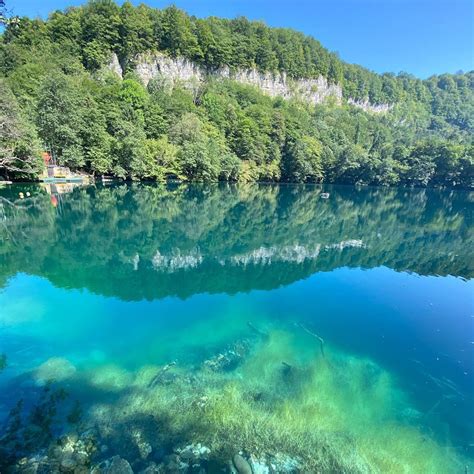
[6,0,474,78]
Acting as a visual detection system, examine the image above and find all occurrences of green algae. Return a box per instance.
[34,357,77,384]
[88,364,134,392]
[73,327,468,473]
[2,305,469,472]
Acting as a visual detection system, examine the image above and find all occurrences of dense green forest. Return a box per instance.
[1,0,473,186]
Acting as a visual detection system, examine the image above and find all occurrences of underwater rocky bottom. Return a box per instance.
[0,320,470,474]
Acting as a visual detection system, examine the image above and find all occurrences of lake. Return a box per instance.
[0,182,473,472]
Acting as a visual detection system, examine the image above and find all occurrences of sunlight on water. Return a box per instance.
[0,183,472,472]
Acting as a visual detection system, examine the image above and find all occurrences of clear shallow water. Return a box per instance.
[0,183,473,472]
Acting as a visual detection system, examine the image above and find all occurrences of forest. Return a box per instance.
[1,0,473,187]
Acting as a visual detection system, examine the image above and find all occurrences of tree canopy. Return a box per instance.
[0,1,472,187]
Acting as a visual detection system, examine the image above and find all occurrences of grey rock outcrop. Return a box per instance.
[108,52,391,113]
[108,53,123,78]
[347,98,392,114]
[132,52,341,106]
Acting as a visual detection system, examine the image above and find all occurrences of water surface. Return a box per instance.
[0,183,473,472]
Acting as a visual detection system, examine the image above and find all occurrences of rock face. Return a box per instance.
[233,454,253,474]
[135,53,204,88]
[133,52,341,106]
[108,53,123,78]
[348,98,392,114]
[108,52,390,113]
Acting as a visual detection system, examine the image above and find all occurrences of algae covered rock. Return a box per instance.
[13,454,51,474]
[34,357,76,384]
[175,442,210,461]
[11,429,97,474]
[165,443,211,472]
[203,340,250,372]
[137,462,161,473]
[49,431,97,473]
[231,452,301,474]
[92,455,134,474]
[89,364,133,392]
[131,428,152,460]
[59,455,77,471]
[107,456,134,474]
[232,454,252,474]
[267,453,300,472]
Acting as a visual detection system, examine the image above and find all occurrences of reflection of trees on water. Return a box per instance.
[0,183,472,300]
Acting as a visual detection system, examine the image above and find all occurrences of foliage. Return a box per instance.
[0,1,472,186]
[0,80,42,178]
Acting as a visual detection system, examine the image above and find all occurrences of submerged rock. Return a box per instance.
[52,432,96,472]
[175,442,210,462]
[34,357,76,384]
[138,462,161,473]
[89,364,132,392]
[92,455,134,474]
[203,352,236,371]
[232,454,252,474]
[162,453,189,472]
[131,429,152,460]
[14,454,50,474]
[11,430,97,474]
[266,453,300,473]
[59,455,77,471]
[203,340,250,372]
[107,456,134,474]
[231,453,301,474]
[248,455,270,474]
[165,443,211,472]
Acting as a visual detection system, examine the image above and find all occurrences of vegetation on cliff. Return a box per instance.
[0,0,473,186]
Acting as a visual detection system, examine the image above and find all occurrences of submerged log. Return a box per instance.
[297,323,325,358]
[247,321,268,338]
[148,361,177,388]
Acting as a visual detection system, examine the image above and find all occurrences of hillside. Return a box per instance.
[1,0,473,186]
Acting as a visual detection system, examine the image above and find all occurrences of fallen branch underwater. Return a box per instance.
[148,361,177,388]
[247,321,268,338]
[297,323,325,358]
[0,196,18,207]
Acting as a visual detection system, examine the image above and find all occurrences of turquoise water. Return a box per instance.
[0,183,473,472]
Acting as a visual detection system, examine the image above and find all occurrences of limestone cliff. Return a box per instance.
[108,52,391,113]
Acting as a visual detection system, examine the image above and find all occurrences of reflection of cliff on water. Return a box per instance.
[0,183,472,300]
